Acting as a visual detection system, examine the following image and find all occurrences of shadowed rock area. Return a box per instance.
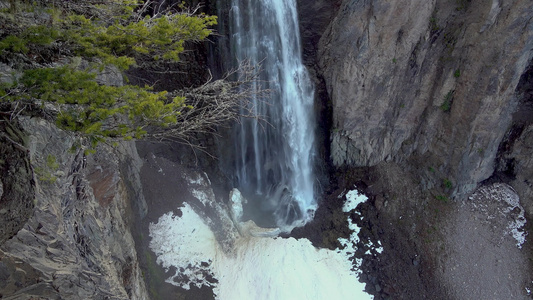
[0,120,34,245]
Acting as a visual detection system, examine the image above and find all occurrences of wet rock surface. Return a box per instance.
[133,141,226,300]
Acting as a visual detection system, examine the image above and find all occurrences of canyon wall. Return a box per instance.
[303,0,533,298]
[318,0,533,208]
[0,117,148,299]
[0,60,148,298]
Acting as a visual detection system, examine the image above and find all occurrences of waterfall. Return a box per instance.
[229,0,316,232]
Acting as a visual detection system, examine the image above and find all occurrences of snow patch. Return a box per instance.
[497,185,527,249]
[365,240,384,255]
[375,241,384,254]
[229,188,245,223]
[150,200,373,300]
[149,203,217,290]
[340,189,384,260]
[344,189,368,212]
[191,189,213,206]
[185,173,215,206]
[185,172,211,186]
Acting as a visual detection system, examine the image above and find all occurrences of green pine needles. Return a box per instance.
[0,0,220,148]
[64,7,217,69]
[18,66,187,140]
[0,1,217,69]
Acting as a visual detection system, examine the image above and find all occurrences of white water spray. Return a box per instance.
[230,0,316,232]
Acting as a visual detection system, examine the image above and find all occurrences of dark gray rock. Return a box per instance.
[319,0,533,199]
[0,118,148,299]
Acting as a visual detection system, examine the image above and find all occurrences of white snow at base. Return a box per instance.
[186,173,214,206]
[150,201,373,300]
[342,190,384,258]
[337,190,365,270]
[344,189,368,212]
[149,204,218,290]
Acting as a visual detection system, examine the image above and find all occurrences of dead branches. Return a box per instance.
[145,60,269,144]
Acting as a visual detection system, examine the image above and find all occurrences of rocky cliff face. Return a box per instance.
[319,0,533,200]
[311,0,533,298]
[0,44,148,298]
[0,117,148,299]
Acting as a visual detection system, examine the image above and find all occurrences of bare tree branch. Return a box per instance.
[144,60,270,146]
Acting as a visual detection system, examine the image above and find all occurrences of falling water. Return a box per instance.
[229,0,316,232]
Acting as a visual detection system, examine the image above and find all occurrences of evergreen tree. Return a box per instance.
[0,0,259,152]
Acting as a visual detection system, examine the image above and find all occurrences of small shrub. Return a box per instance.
[455,0,471,11]
[45,154,59,170]
[429,17,440,32]
[34,154,60,183]
[440,101,451,112]
[435,195,449,203]
[443,179,452,189]
[34,166,56,183]
[440,90,454,112]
